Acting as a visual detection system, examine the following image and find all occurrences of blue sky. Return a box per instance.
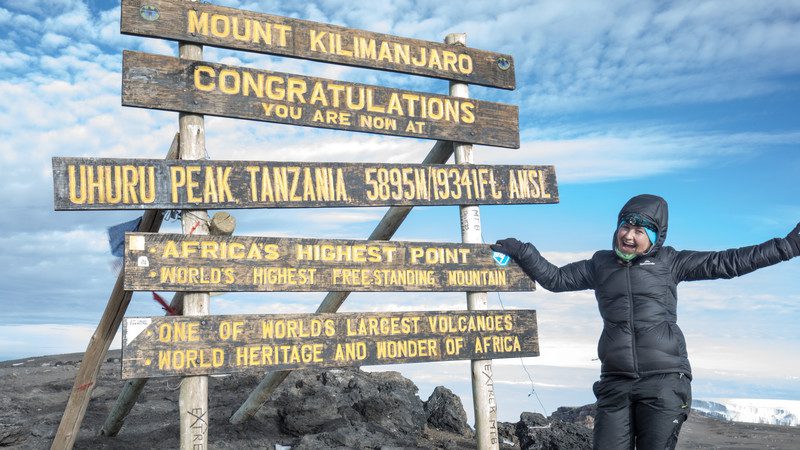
[1,0,798,420]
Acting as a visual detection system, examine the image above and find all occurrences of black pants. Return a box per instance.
[592,373,691,450]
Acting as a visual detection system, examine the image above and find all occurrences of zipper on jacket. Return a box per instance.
[625,265,639,376]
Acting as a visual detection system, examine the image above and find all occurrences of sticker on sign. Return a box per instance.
[492,251,510,266]
[124,318,153,345]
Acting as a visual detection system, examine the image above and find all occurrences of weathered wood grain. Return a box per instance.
[123,233,536,292]
[121,310,539,378]
[175,36,210,450]
[120,0,515,89]
[121,51,520,148]
[52,157,558,210]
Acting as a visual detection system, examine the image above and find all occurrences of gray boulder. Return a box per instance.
[498,421,520,448]
[515,412,592,450]
[549,404,597,429]
[424,386,474,437]
[273,368,426,447]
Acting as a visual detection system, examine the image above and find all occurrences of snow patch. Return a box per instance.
[693,399,800,426]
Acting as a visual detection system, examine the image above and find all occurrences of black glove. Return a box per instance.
[490,238,527,260]
[787,222,800,256]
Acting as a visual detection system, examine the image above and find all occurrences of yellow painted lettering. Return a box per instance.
[210,14,230,38]
[273,24,291,47]
[194,65,216,92]
[309,30,326,52]
[187,11,209,35]
[287,78,307,103]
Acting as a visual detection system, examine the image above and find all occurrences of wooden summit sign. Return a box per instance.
[121,0,515,90]
[121,310,539,378]
[53,157,558,210]
[123,233,536,292]
[122,51,520,149]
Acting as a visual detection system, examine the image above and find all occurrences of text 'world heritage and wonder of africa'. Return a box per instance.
[122,310,539,378]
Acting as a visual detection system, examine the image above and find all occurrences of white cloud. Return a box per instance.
[204,127,435,164]
[501,0,800,112]
[290,210,387,232]
[0,324,121,360]
[0,8,12,24]
[539,251,594,266]
[0,228,108,255]
[40,32,69,49]
[690,338,800,379]
[0,51,34,69]
[473,127,799,183]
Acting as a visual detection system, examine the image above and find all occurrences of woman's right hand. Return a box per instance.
[787,222,800,256]
[490,238,527,260]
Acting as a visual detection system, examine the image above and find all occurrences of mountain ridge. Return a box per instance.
[2,352,799,449]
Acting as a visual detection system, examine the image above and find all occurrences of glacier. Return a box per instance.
[693,398,800,426]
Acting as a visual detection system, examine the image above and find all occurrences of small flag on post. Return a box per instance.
[151,292,178,316]
[107,217,142,257]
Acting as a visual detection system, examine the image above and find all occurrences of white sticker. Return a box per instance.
[130,235,145,251]
[137,256,150,267]
[124,318,152,345]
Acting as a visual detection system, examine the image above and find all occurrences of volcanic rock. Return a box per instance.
[549,404,597,429]
[498,421,520,448]
[274,369,426,448]
[3,353,800,449]
[515,411,592,450]
[424,386,474,437]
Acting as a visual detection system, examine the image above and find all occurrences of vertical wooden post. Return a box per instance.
[51,135,179,450]
[177,33,210,449]
[447,33,499,450]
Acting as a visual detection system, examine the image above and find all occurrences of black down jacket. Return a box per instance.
[513,194,797,379]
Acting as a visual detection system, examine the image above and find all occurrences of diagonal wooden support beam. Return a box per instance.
[229,140,454,424]
[100,213,234,437]
[51,134,180,450]
[100,292,185,437]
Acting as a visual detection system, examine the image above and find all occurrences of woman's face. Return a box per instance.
[616,223,652,254]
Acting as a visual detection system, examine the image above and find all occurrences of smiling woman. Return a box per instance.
[492,194,800,449]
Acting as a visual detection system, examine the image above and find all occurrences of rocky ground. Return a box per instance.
[1,352,799,449]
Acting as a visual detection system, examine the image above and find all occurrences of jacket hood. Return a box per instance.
[614,194,669,257]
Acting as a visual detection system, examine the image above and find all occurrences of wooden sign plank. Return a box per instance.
[121,310,538,378]
[121,51,520,149]
[52,157,558,210]
[121,0,515,90]
[123,233,536,292]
